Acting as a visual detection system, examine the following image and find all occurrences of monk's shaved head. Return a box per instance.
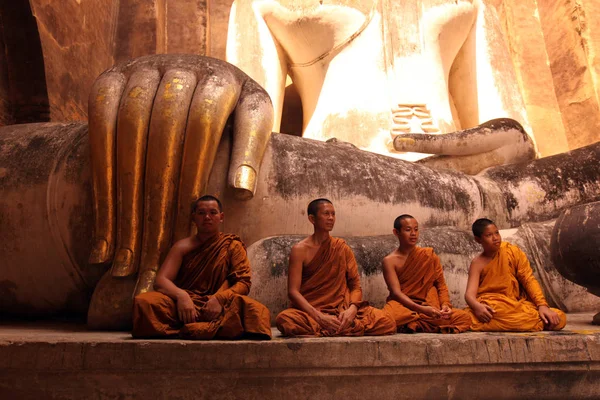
[472,218,495,237]
[394,214,415,231]
[307,198,333,216]
[191,195,223,213]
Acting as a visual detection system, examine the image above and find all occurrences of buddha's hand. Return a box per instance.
[393,118,536,175]
[87,54,273,295]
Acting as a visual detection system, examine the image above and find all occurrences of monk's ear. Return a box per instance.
[308,214,315,225]
[392,228,400,237]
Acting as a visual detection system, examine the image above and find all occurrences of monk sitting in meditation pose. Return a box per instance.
[382,215,471,333]
[276,199,396,337]
[465,218,566,332]
[132,195,272,339]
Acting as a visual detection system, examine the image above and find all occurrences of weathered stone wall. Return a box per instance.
[29,0,119,122]
[491,0,569,157]
[0,1,49,125]
[536,0,600,152]
[114,0,209,63]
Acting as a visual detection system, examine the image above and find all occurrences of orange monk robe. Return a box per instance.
[132,233,272,339]
[276,237,396,337]
[383,247,471,333]
[467,242,567,332]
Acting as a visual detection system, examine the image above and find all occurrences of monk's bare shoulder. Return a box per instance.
[383,250,405,270]
[291,237,311,253]
[171,236,200,256]
[382,251,397,265]
[290,237,310,261]
[469,254,487,274]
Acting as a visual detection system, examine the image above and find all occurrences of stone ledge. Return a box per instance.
[0,313,598,399]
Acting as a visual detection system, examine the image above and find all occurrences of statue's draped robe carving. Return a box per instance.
[383,247,471,333]
[276,237,396,337]
[467,242,567,332]
[132,233,272,339]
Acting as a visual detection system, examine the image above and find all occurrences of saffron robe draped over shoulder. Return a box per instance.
[383,247,471,333]
[132,233,272,339]
[276,237,396,337]
[467,242,566,332]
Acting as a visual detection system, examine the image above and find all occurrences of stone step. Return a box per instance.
[0,313,598,399]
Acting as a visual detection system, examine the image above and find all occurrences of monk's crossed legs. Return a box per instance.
[276,306,396,337]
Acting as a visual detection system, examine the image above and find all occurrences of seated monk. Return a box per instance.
[465,218,567,332]
[276,199,396,337]
[132,195,272,339]
[382,215,471,333]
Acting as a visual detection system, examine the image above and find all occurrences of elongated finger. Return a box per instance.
[393,119,530,156]
[88,71,127,264]
[112,69,161,277]
[173,72,242,241]
[134,70,198,296]
[228,79,274,200]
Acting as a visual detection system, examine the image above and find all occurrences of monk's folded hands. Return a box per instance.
[176,291,198,324]
[337,305,358,333]
[317,312,341,334]
[440,305,452,320]
[202,296,223,321]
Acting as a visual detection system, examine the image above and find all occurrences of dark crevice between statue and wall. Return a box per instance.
[0,1,50,126]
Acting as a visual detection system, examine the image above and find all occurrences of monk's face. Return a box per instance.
[310,202,336,231]
[193,200,224,234]
[394,218,419,246]
[476,224,501,252]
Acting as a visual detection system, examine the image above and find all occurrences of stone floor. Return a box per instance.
[1,313,599,399]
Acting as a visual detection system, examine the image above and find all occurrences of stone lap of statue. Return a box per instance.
[226,0,535,173]
[87,54,273,297]
[1,110,599,328]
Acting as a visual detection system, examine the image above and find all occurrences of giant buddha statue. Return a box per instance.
[1,0,600,328]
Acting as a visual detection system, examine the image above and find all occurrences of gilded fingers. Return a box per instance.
[112,69,161,277]
[173,75,242,242]
[88,71,127,264]
[135,70,198,296]
[229,80,274,199]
